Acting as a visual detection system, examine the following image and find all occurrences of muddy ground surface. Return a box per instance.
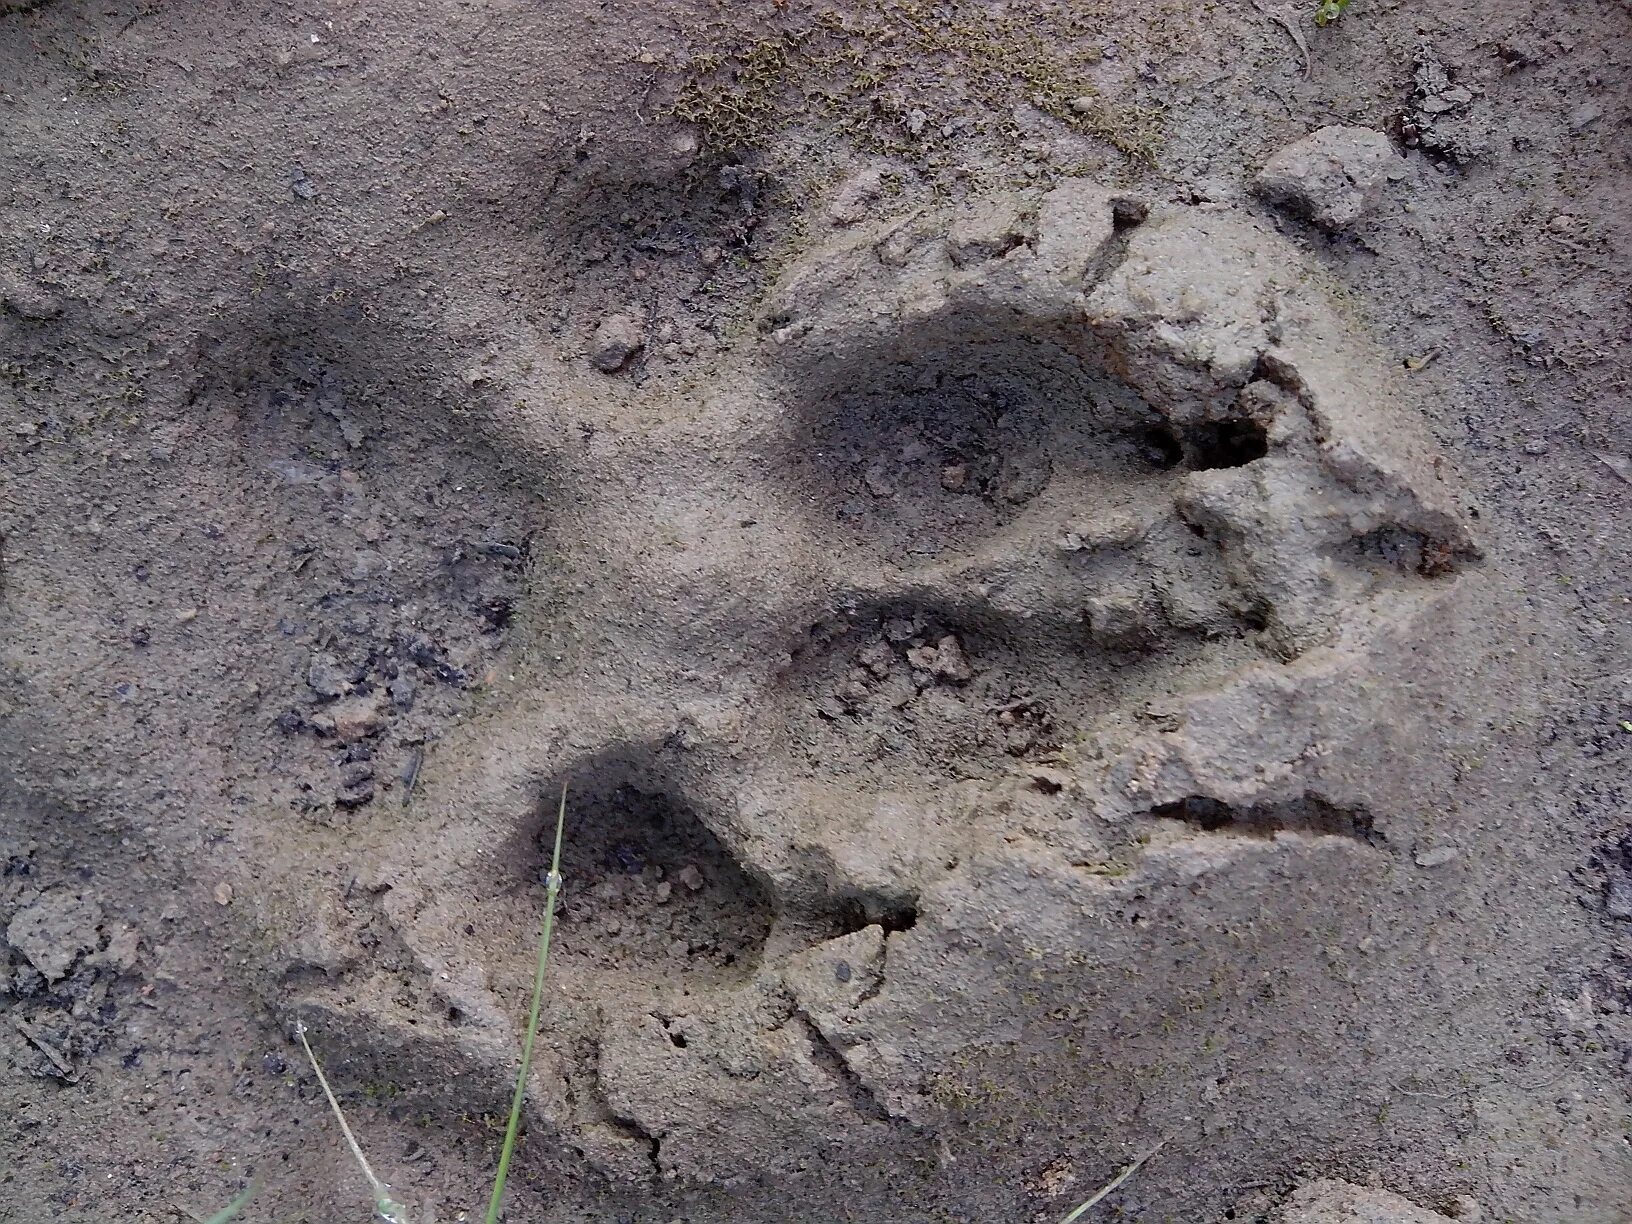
[1,1,1629,1221]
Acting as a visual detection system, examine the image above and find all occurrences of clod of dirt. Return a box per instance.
[1609,873,1632,920]
[1593,832,1632,919]
[305,653,348,701]
[589,311,645,372]
[1404,54,1493,165]
[1273,1179,1455,1223]
[905,635,973,683]
[1085,593,1156,652]
[1253,125,1398,231]
[827,165,890,227]
[335,762,376,808]
[387,674,416,711]
[5,890,103,982]
[0,267,63,320]
[317,693,386,742]
[1566,101,1604,132]
[1414,845,1459,868]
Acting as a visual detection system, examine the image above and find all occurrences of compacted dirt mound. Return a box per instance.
[1,2,1628,1222]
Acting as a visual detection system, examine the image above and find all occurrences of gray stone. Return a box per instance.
[1254,125,1398,230]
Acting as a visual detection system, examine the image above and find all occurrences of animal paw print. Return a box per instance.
[280,181,1481,1190]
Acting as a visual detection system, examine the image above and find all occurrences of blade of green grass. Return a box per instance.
[484,782,569,1224]
[201,1184,257,1224]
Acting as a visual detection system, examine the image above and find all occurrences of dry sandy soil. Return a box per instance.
[1,1,1630,1221]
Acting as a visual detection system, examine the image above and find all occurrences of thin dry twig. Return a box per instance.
[297,1021,410,1223]
[1057,1136,1169,1223]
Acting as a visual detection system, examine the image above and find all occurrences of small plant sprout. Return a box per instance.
[296,1020,411,1223]
[1313,0,1353,26]
[485,781,570,1224]
[202,1184,257,1224]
